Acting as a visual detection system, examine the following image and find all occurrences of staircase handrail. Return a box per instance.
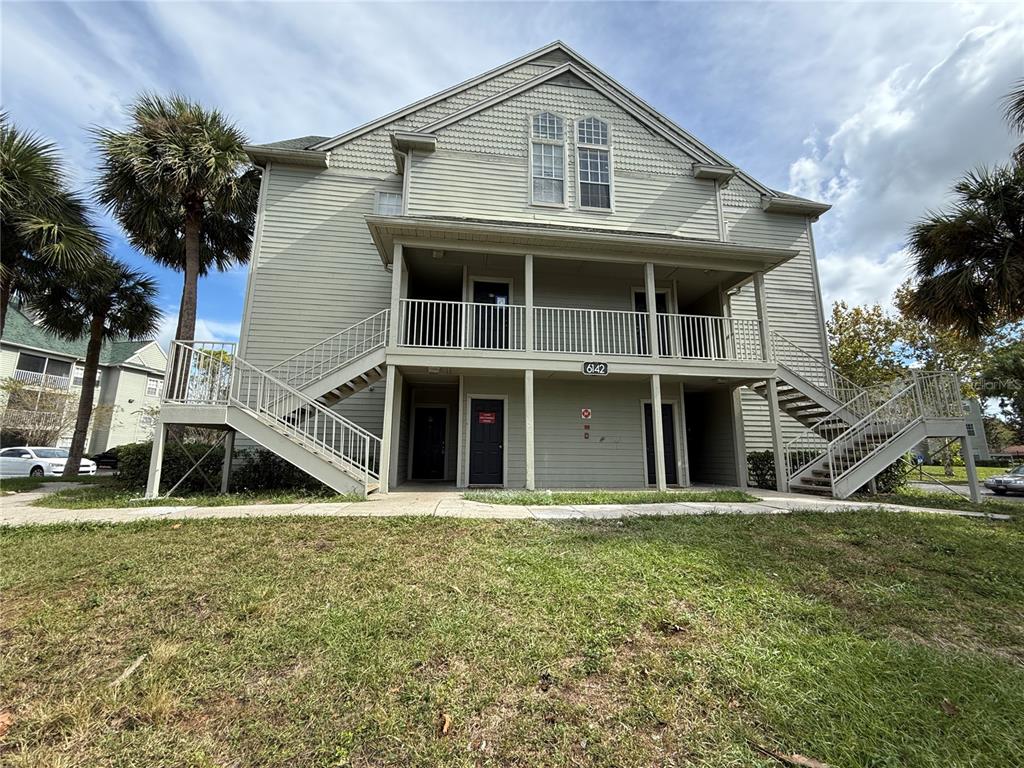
[783,388,871,481]
[770,331,864,405]
[267,309,390,389]
[825,379,920,489]
[167,341,381,487]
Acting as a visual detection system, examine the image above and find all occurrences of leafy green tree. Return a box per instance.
[984,416,1016,454]
[903,163,1024,340]
[0,113,101,334]
[981,339,1024,443]
[31,256,161,478]
[93,94,259,341]
[826,301,906,388]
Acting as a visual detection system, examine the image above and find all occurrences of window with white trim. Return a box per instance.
[576,117,611,209]
[375,191,403,216]
[146,377,162,397]
[530,112,565,205]
[72,364,85,387]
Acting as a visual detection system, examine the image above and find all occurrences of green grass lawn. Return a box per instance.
[0,475,107,494]
[909,465,1008,485]
[28,482,362,509]
[2,512,1022,767]
[463,488,757,505]
[856,487,1021,518]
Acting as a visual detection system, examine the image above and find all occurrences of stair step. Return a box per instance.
[789,482,833,496]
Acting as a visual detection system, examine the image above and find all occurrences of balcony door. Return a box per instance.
[472,280,511,350]
[633,291,670,356]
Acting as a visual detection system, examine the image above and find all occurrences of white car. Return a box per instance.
[0,447,97,478]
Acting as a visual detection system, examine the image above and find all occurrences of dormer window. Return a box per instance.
[576,117,612,210]
[530,112,565,206]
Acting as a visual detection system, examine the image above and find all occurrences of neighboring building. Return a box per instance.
[0,305,166,452]
[152,42,976,499]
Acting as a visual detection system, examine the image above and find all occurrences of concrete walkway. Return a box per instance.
[0,484,1013,526]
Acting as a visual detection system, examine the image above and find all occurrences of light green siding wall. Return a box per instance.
[406,83,719,240]
[127,343,167,372]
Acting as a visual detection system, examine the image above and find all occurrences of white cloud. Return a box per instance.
[790,15,1024,309]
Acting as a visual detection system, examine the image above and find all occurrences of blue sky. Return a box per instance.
[3,1,1021,349]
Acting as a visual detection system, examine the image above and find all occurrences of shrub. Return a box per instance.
[117,440,224,493]
[747,449,907,494]
[747,450,776,490]
[229,448,328,493]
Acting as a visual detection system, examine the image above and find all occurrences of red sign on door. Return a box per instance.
[581,408,592,420]
[478,411,497,424]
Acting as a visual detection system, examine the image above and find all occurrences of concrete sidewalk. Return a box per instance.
[0,485,1013,526]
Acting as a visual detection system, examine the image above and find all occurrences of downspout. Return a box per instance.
[236,161,272,360]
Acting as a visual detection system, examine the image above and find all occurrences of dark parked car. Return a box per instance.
[90,448,120,470]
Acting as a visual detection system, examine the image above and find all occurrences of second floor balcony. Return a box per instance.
[397,299,764,362]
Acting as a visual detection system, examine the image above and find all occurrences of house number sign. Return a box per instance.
[582,361,609,376]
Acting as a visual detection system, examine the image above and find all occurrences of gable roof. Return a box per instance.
[307,41,827,207]
[0,307,164,372]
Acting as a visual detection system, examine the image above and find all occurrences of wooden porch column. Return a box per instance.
[220,429,235,494]
[765,377,788,492]
[388,243,404,347]
[525,369,535,490]
[650,374,667,490]
[378,364,397,494]
[644,262,660,359]
[753,271,772,361]
[144,423,167,498]
[525,254,534,352]
[962,436,981,503]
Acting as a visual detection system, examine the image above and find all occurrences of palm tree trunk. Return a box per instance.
[175,210,202,341]
[0,270,11,337]
[62,313,105,479]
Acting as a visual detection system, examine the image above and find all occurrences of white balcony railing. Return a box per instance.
[11,369,72,390]
[397,300,765,363]
[399,299,527,351]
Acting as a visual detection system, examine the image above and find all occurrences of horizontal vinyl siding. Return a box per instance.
[241,165,399,370]
[534,379,650,488]
[723,183,827,450]
[409,150,719,240]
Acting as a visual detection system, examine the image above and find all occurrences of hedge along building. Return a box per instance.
[0,305,167,452]
[149,41,980,501]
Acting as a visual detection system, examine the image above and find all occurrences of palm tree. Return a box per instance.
[1004,78,1024,163]
[904,163,1024,339]
[31,256,161,479]
[93,94,260,341]
[0,112,102,334]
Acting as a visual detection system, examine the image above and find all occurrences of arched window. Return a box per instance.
[530,112,565,205]
[576,117,611,209]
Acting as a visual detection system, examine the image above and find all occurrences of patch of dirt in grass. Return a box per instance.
[462,619,721,764]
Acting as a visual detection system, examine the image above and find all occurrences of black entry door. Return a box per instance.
[633,292,670,355]
[472,281,511,349]
[412,407,447,480]
[643,402,678,485]
[469,399,504,485]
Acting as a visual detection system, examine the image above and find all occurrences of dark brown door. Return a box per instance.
[643,402,678,485]
[469,399,504,485]
[412,407,446,480]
